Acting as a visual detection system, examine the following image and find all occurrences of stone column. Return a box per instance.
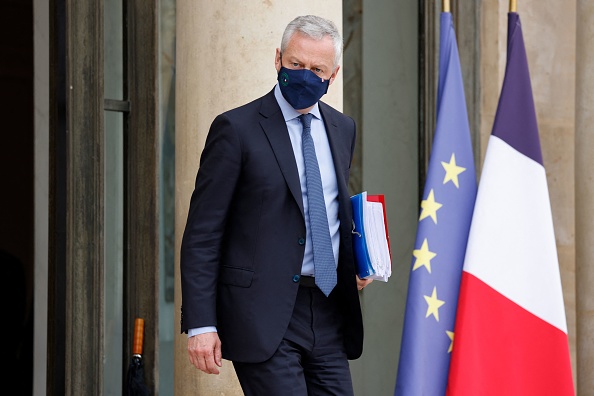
[174,2,342,394]
[575,1,594,393]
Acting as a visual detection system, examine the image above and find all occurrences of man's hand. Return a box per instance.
[187,332,223,374]
[356,275,373,291]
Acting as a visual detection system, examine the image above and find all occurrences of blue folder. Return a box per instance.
[350,192,391,281]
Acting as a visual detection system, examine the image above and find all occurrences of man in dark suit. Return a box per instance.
[180,14,372,395]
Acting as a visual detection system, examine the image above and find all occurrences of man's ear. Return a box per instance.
[275,48,282,73]
[329,65,340,85]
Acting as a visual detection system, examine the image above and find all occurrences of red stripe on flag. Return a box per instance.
[447,272,574,396]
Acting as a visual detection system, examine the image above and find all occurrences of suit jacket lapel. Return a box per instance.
[319,102,353,237]
[319,103,350,198]
[259,90,305,216]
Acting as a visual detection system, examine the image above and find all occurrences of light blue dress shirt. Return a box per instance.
[273,84,340,276]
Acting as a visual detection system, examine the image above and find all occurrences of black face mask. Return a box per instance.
[278,66,330,110]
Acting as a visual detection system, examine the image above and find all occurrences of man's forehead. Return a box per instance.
[283,35,334,61]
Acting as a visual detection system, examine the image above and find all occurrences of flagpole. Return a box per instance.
[443,0,450,13]
[510,0,517,13]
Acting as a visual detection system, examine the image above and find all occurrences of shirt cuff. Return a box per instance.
[188,326,218,338]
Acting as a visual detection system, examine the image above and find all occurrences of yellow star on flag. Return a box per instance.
[446,330,454,353]
[424,287,445,322]
[412,239,437,273]
[419,189,442,224]
[441,153,466,188]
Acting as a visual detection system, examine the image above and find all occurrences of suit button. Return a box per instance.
[298,238,305,245]
[292,275,300,283]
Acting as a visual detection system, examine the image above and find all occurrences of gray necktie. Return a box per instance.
[299,113,337,296]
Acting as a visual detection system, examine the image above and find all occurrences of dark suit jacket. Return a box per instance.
[180,88,363,363]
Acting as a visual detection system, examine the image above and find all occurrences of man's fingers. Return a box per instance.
[356,275,374,290]
[189,349,220,375]
[214,342,223,367]
[187,332,222,374]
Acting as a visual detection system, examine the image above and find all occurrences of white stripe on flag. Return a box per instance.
[463,136,567,333]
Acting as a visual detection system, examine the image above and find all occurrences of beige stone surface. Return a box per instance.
[576,1,594,393]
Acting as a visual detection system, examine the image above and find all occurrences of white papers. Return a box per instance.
[362,200,392,281]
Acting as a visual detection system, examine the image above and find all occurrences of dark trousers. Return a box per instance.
[233,283,354,396]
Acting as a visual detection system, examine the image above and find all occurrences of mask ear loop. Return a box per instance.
[352,220,361,238]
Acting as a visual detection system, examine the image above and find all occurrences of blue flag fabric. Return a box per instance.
[395,12,477,396]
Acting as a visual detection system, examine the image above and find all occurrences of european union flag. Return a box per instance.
[395,11,477,396]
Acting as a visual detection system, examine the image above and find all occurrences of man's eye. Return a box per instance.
[314,68,322,73]
[292,62,300,67]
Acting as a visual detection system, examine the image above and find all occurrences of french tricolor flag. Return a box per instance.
[446,12,574,395]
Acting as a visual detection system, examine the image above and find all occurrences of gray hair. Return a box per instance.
[280,15,343,69]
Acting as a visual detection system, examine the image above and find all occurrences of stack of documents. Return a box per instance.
[350,192,392,282]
